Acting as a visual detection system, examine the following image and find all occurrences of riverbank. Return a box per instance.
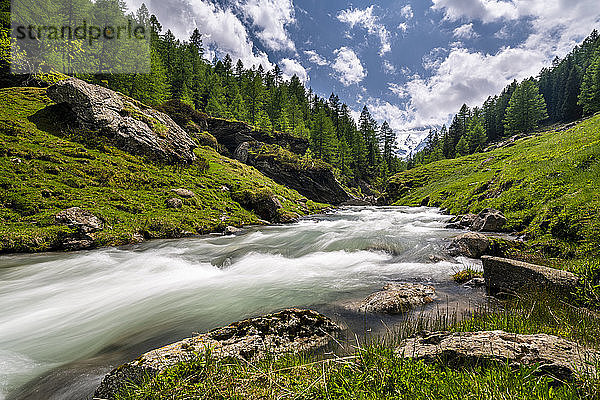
[0,87,329,254]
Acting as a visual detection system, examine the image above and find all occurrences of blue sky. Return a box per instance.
[125,0,600,143]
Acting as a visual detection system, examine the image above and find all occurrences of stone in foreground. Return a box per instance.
[359,283,436,314]
[94,309,341,399]
[482,256,579,297]
[396,330,598,381]
[47,78,197,164]
[448,232,490,258]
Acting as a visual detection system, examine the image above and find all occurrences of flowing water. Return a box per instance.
[0,206,485,399]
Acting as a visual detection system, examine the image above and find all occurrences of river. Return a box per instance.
[0,206,485,399]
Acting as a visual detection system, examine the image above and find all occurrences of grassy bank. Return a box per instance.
[0,87,325,253]
[387,115,600,260]
[115,293,600,399]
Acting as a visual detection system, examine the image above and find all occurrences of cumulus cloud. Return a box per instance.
[280,58,309,82]
[431,0,519,23]
[332,47,367,86]
[304,50,328,66]
[401,45,545,129]
[240,0,297,52]
[453,23,479,39]
[337,5,391,56]
[125,0,273,69]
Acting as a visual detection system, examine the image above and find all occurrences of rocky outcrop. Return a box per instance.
[448,232,490,258]
[359,283,436,314]
[482,256,580,297]
[231,189,284,223]
[206,118,309,156]
[47,78,197,164]
[236,142,350,205]
[396,330,598,381]
[55,207,103,250]
[95,309,341,399]
[447,209,506,232]
[472,208,507,232]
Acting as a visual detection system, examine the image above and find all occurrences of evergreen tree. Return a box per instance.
[504,79,549,135]
[579,50,600,116]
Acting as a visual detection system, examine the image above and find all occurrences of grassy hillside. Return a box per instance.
[0,87,325,253]
[388,115,600,260]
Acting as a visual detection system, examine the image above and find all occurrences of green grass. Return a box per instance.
[388,116,600,260]
[0,87,326,253]
[452,267,483,284]
[114,293,600,400]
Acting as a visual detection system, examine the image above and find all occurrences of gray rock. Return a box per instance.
[472,208,507,232]
[165,198,183,209]
[55,207,103,251]
[448,232,490,258]
[463,277,486,288]
[171,188,195,198]
[94,309,341,399]
[482,256,580,297]
[359,283,436,314]
[55,207,103,234]
[396,330,598,382]
[446,214,478,229]
[232,190,283,223]
[224,226,242,235]
[233,141,251,164]
[47,78,197,164]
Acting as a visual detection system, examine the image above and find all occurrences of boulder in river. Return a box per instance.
[482,256,579,297]
[448,232,490,258]
[47,78,197,164]
[396,330,598,382]
[359,283,436,314]
[94,309,341,399]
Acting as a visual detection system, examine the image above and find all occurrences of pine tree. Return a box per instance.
[455,136,469,156]
[504,79,549,135]
[579,51,600,116]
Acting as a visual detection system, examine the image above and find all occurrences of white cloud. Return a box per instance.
[128,0,273,69]
[337,6,391,56]
[332,47,367,86]
[383,60,397,74]
[304,50,328,66]
[388,83,408,98]
[422,47,449,71]
[240,0,296,52]
[431,0,519,23]
[401,5,414,20]
[280,58,309,82]
[453,23,479,39]
[397,22,409,33]
[399,45,545,130]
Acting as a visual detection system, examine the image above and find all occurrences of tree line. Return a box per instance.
[411,29,600,167]
[0,0,404,187]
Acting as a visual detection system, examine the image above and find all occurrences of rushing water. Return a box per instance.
[0,207,484,399]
